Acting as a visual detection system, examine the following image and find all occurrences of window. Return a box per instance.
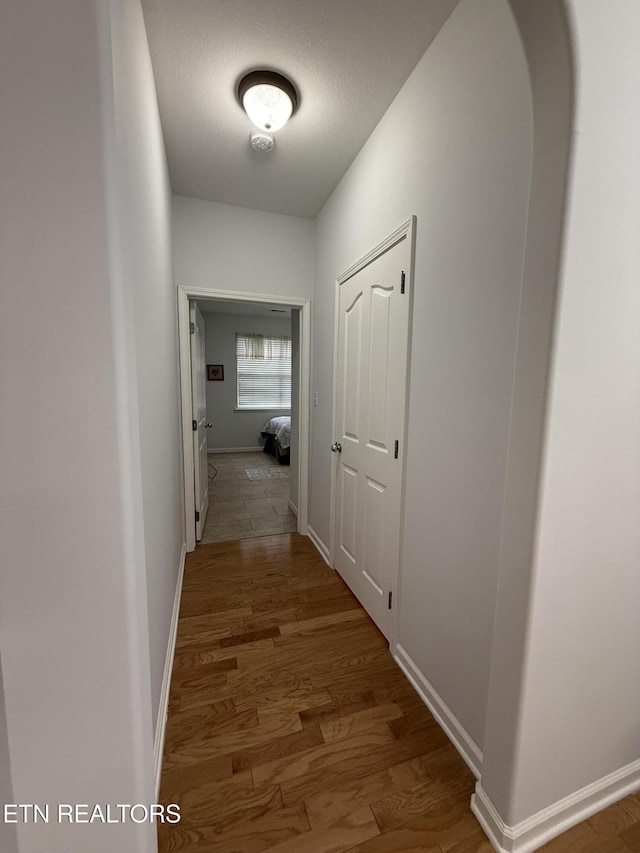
[236,333,291,409]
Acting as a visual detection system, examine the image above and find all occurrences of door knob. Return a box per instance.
[331,442,342,453]
[206,422,213,428]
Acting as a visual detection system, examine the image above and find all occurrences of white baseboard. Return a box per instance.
[208,446,263,454]
[393,643,483,780]
[307,524,332,567]
[154,543,186,798]
[472,759,640,853]
[288,499,298,517]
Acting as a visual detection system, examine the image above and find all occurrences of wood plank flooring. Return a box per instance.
[158,533,640,853]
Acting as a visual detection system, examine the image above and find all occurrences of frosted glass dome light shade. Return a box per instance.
[243,84,292,131]
[238,71,298,132]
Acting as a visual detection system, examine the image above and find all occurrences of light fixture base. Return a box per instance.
[238,69,298,132]
[250,131,275,152]
[238,70,298,113]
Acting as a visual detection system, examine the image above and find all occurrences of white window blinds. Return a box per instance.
[236,333,292,409]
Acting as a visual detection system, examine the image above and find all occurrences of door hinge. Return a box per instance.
[394,440,399,459]
[190,321,195,334]
[195,511,200,522]
[400,271,405,294]
[388,591,393,609]
[192,419,197,431]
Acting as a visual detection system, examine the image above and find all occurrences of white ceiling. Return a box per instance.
[141,0,459,218]
[196,299,292,319]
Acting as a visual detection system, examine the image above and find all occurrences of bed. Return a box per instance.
[261,416,291,464]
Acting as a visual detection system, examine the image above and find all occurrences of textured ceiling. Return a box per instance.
[142,0,459,218]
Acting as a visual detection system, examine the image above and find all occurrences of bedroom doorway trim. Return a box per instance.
[178,286,311,552]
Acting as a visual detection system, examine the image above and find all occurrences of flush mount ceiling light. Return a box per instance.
[238,70,298,133]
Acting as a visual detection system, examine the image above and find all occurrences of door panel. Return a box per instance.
[363,477,386,590]
[344,293,363,442]
[333,229,412,638]
[190,303,208,541]
[339,464,358,564]
[368,286,393,451]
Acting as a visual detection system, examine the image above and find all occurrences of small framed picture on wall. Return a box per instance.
[207,364,224,381]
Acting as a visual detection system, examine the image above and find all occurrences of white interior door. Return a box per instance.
[190,302,209,541]
[333,223,413,639]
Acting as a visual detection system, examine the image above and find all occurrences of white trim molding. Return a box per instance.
[288,499,298,516]
[393,643,483,780]
[307,525,332,568]
[472,760,640,853]
[336,217,416,287]
[154,543,186,798]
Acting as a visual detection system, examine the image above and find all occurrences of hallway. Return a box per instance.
[158,533,480,852]
[157,535,640,852]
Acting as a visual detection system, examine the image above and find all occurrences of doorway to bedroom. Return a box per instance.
[178,287,310,553]
[198,299,296,544]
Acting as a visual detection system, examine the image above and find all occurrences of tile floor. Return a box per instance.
[201,451,297,544]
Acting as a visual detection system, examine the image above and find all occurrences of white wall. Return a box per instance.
[112,0,183,740]
[202,312,292,450]
[478,0,576,828]
[312,0,533,751]
[484,0,640,828]
[0,658,17,853]
[0,2,156,850]
[172,196,314,300]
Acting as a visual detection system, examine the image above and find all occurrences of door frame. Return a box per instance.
[178,285,311,553]
[190,301,209,541]
[329,216,416,640]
